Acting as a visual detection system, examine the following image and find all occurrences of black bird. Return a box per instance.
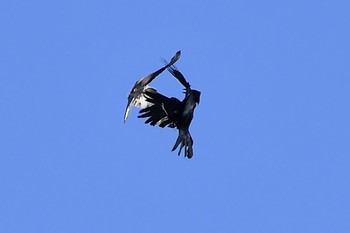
[138,65,200,158]
[123,51,181,122]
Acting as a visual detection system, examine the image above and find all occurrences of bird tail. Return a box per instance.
[172,129,194,158]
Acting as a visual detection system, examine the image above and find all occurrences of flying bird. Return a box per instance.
[123,51,181,122]
[138,64,200,158]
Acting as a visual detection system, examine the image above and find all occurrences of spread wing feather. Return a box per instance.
[138,88,182,128]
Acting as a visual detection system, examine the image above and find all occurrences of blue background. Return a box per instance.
[1,0,349,232]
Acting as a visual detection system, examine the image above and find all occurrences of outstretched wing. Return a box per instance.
[138,88,183,128]
[165,63,191,89]
[124,51,181,122]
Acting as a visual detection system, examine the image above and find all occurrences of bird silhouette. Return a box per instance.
[138,64,200,158]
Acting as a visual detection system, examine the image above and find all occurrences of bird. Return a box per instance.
[138,64,200,158]
[123,51,181,122]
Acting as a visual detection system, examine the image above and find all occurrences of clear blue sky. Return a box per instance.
[1,0,349,232]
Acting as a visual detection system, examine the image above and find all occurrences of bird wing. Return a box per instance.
[165,64,191,89]
[124,51,181,122]
[138,88,182,128]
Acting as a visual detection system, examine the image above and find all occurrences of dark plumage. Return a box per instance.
[123,51,181,122]
[138,65,200,158]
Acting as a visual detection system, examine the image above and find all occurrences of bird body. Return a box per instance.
[124,51,200,158]
[138,66,200,158]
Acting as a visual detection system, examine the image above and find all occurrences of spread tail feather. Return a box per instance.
[172,130,193,158]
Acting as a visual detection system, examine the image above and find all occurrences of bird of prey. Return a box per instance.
[138,64,200,158]
[123,51,181,122]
